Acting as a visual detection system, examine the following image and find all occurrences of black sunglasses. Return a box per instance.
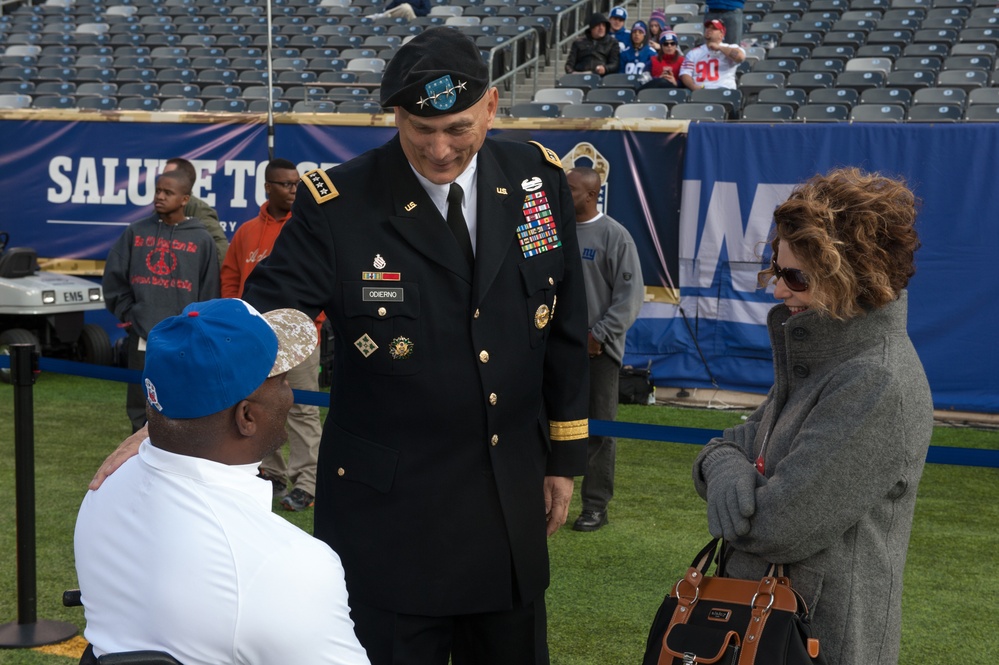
[771,258,809,292]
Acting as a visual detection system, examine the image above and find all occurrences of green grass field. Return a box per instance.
[1,374,997,664]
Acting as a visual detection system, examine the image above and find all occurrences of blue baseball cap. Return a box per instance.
[609,6,628,20]
[143,299,317,419]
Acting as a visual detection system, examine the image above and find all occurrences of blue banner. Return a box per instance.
[645,123,999,413]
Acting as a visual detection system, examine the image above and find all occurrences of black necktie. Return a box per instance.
[446,182,474,267]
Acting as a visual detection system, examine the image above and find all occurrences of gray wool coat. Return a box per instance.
[693,291,933,665]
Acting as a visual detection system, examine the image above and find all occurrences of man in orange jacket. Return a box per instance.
[221,158,324,512]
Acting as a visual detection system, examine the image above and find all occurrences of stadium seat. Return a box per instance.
[558,72,600,90]
[799,58,846,74]
[886,69,936,92]
[849,103,906,121]
[752,58,799,74]
[636,87,691,106]
[585,88,637,105]
[756,88,806,111]
[741,102,797,121]
[118,96,160,111]
[200,84,241,99]
[534,87,583,104]
[860,86,913,107]
[669,102,729,122]
[737,72,786,102]
[335,99,383,113]
[905,104,962,121]
[968,87,999,105]
[813,45,857,59]
[963,103,999,121]
[836,71,888,92]
[205,98,247,112]
[613,102,669,119]
[936,68,988,90]
[32,94,76,108]
[509,101,562,117]
[893,56,943,72]
[795,103,850,121]
[292,100,338,112]
[119,82,158,97]
[76,95,118,111]
[786,71,835,92]
[912,86,967,106]
[844,57,893,74]
[561,103,615,118]
[160,97,204,111]
[809,86,859,108]
[691,88,743,118]
[600,73,641,89]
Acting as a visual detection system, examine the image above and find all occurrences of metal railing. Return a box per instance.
[486,28,543,106]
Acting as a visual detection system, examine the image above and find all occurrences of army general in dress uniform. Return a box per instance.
[242,27,590,665]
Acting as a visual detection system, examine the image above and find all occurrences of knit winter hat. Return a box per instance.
[649,9,668,30]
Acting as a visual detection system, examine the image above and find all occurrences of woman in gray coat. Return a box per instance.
[692,168,933,665]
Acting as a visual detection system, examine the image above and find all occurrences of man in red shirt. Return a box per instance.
[221,158,324,512]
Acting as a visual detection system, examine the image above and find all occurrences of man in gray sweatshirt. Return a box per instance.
[566,166,644,531]
[103,170,220,432]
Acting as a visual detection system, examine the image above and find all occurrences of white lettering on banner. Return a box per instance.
[681,180,796,290]
[47,156,72,203]
[679,179,797,326]
[224,160,255,208]
[102,158,126,205]
[43,157,343,213]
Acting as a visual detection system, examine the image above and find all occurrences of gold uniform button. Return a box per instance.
[548,276,554,286]
[479,350,489,363]
[489,392,498,405]
[491,434,499,446]
[337,467,345,477]
[377,307,387,317]
[473,308,480,319]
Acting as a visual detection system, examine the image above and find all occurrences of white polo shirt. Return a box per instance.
[75,440,370,665]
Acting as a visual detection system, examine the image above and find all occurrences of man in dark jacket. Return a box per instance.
[565,13,621,75]
[243,27,590,665]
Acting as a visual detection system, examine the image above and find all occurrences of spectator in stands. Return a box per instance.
[692,168,932,665]
[642,31,684,89]
[679,20,745,91]
[566,167,644,533]
[221,158,325,513]
[647,11,669,54]
[102,171,220,432]
[705,0,745,47]
[565,12,621,76]
[620,21,657,78]
[608,6,631,50]
[162,157,229,263]
[368,0,430,21]
[75,298,370,665]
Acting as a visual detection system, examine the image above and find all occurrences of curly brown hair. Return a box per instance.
[759,167,921,320]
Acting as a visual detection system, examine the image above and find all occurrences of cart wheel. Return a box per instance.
[77,323,113,366]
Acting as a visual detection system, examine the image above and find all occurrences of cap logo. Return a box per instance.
[419,74,467,111]
[145,378,163,412]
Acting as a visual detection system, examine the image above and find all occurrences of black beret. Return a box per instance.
[380,27,489,117]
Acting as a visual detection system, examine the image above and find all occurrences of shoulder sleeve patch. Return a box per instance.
[303,169,339,204]
[528,141,563,169]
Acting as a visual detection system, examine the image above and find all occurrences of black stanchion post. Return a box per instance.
[0,344,78,649]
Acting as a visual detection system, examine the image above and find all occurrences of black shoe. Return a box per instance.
[280,488,315,512]
[572,510,608,532]
[257,471,287,498]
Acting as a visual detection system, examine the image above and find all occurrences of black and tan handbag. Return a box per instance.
[642,539,825,665]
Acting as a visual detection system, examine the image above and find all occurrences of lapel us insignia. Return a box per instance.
[496,187,508,195]
[404,202,417,211]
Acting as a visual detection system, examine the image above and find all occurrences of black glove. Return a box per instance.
[703,450,758,541]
